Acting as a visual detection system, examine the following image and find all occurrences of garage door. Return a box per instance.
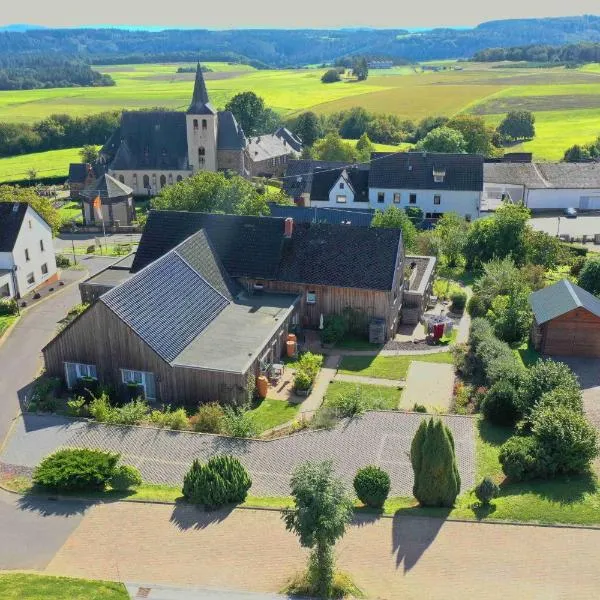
[544,322,600,357]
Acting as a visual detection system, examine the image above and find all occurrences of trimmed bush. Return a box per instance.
[149,406,189,430]
[450,290,467,313]
[223,406,257,438]
[182,455,251,509]
[466,294,487,318]
[110,464,142,491]
[474,477,500,506]
[411,418,461,507]
[481,381,520,426]
[33,448,119,491]
[498,436,540,482]
[0,297,18,316]
[294,369,313,392]
[321,314,348,345]
[536,386,583,414]
[518,359,580,417]
[190,403,225,433]
[532,406,598,477]
[353,466,390,509]
[328,386,366,417]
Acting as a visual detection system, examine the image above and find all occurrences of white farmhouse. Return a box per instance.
[0,202,57,299]
[283,152,484,221]
[483,161,600,211]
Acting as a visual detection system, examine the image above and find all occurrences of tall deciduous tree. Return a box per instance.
[497,111,536,141]
[290,112,321,147]
[284,461,354,598]
[0,185,60,234]
[352,56,369,81]
[79,144,98,164]
[411,418,461,507]
[371,206,418,250]
[416,126,466,153]
[224,91,281,136]
[578,256,600,296]
[310,132,358,162]
[433,212,469,267]
[447,115,496,155]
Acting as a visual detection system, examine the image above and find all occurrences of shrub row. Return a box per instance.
[294,352,324,392]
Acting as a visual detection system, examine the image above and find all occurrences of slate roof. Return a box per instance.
[68,163,91,184]
[0,202,28,252]
[283,160,369,198]
[530,279,600,325]
[131,211,286,279]
[275,127,303,152]
[268,204,374,227]
[187,63,216,115]
[217,111,247,151]
[101,246,230,363]
[246,134,297,163]
[369,151,484,191]
[82,173,132,200]
[277,222,402,291]
[483,162,547,188]
[110,111,190,171]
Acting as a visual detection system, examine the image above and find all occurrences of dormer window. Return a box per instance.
[433,168,446,183]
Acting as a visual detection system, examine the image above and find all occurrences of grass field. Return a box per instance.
[247,398,300,432]
[0,147,83,183]
[0,574,128,600]
[323,380,402,410]
[0,315,17,339]
[0,60,599,169]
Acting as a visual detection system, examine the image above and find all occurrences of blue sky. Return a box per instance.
[1,1,599,28]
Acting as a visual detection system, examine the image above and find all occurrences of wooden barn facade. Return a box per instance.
[530,279,600,357]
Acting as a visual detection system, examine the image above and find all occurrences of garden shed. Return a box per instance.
[530,279,600,357]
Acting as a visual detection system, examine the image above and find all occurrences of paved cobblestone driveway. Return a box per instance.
[2,412,475,495]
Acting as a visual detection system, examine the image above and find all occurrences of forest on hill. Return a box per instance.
[473,41,600,64]
[1,15,600,66]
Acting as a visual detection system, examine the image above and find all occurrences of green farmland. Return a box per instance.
[0,147,83,183]
[1,60,600,175]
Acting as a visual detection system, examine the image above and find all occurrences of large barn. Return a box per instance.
[530,279,600,357]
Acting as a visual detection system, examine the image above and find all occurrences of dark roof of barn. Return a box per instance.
[217,111,247,150]
[530,279,600,324]
[0,202,28,252]
[101,243,230,363]
[277,222,401,290]
[82,173,132,200]
[110,111,189,171]
[369,151,484,191]
[131,211,286,279]
[268,204,374,227]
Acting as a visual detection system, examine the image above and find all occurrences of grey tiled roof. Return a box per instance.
[83,173,132,200]
[484,162,547,188]
[269,204,374,226]
[68,163,91,184]
[530,279,600,324]
[536,163,600,189]
[110,111,189,171]
[187,63,216,115]
[246,134,298,162]
[0,202,27,252]
[275,127,303,152]
[369,151,484,191]
[101,248,230,363]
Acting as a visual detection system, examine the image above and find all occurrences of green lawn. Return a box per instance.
[71,243,137,257]
[513,341,541,369]
[0,315,17,338]
[338,352,454,380]
[58,200,83,224]
[334,334,383,351]
[0,574,128,600]
[247,398,300,432]
[0,147,84,183]
[323,380,402,410]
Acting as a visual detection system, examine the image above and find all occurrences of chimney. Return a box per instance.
[284,217,294,239]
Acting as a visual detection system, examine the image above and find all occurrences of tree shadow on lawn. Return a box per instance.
[170,501,235,531]
[391,507,452,572]
[477,418,512,448]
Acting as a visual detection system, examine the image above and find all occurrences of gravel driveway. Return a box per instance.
[1,412,476,496]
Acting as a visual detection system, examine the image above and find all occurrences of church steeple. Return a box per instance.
[187,63,215,114]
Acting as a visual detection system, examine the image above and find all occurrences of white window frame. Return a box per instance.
[41,263,48,275]
[393,193,401,204]
[409,193,417,204]
[65,362,97,389]
[26,272,35,286]
[434,195,441,205]
[306,291,317,305]
[336,195,347,203]
[377,192,385,203]
[121,369,156,400]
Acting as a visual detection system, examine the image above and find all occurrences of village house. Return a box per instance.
[67,163,96,200]
[0,203,57,298]
[66,65,301,197]
[283,152,484,220]
[483,157,600,211]
[43,211,404,405]
[80,173,136,227]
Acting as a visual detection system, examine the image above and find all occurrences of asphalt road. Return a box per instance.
[0,490,88,570]
[530,214,600,245]
[0,256,116,447]
[54,232,142,251]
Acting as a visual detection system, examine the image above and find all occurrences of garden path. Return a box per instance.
[400,362,455,412]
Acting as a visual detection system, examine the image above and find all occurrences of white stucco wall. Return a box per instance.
[368,188,481,218]
[0,270,13,297]
[525,188,600,210]
[110,170,192,196]
[11,206,56,296]
[483,183,525,203]
[186,114,218,172]
[327,175,355,204]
